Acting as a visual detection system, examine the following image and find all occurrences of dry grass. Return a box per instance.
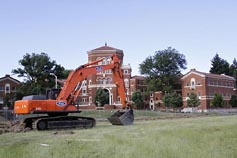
[0,115,236,158]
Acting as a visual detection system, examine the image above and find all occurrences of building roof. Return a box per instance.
[130,75,146,80]
[0,74,21,84]
[88,43,123,52]
[181,69,235,80]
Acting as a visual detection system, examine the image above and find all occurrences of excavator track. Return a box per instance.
[23,116,96,130]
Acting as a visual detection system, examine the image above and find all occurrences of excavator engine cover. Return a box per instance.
[108,109,134,125]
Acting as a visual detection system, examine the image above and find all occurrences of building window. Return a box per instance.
[208,80,211,85]
[104,70,111,74]
[124,79,129,87]
[82,89,86,94]
[126,88,129,94]
[103,79,107,84]
[197,81,201,85]
[187,93,189,96]
[124,70,128,74]
[190,78,196,89]
[12,86,16,91]
[0,97,3,104]
[0,86,4,91]
[107,78,112,84]
[150,92,153,97]
[82,98,86,102]
[5,84,10,94]
[97,78,102,84]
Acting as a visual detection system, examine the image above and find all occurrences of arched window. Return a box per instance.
[97,78,102,84]
[190,78,196,89]
[107,78,112,84]
[124,79,129,87]
[96,57,102,65]
[103,79,107,84]
[5,83,10,94]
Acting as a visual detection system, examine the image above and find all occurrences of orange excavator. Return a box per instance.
[14,54,134,130]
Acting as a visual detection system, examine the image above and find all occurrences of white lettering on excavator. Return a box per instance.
[36,107,42,110]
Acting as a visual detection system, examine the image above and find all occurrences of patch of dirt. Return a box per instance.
[53,130,75,135]
[0,120,31,134]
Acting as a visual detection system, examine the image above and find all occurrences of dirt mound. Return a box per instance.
[0,114,7,122]
[0,120,31,134]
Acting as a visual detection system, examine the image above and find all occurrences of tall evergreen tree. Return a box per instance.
[210,53,230,75]
[230,58,237,76]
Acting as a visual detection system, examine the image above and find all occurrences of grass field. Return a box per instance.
[0,112,236,158]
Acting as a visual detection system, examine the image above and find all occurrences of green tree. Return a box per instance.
[12,52,66,97]
[162,92,183,109]
[94,88,109,106]
[139,47,187,93]
[229,95,237,108]
[131,91,144,109]
[230,59,237,89]
[210,53,230,75]
[3,94,11,108]
[229,58,237,76]
[187,92,200,107]
[211,93,224,108]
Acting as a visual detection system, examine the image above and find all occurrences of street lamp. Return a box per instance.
[50,73,58,89]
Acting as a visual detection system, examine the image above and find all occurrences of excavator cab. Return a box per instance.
[46,88,61,100]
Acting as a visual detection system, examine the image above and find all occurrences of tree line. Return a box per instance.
[6,48,237,109]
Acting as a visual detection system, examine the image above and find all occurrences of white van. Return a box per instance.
[181,107,197,113]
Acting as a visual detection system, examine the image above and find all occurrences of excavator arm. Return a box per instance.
[57,54,128,108]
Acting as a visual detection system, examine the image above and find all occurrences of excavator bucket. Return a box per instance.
[108,109,134,125]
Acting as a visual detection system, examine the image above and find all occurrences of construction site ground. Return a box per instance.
[0,114,236,158]
[0,109,236,134]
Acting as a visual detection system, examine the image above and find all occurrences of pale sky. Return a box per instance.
[1,0,237,80]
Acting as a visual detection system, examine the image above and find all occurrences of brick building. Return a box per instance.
[0,74,21,109]
[129,76,149,109]
[181,69,236,110]
[78,44,147,109]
